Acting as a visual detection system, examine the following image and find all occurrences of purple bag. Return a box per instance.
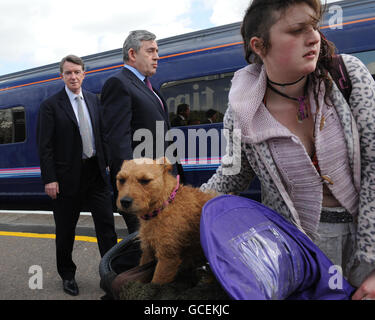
[200,195,355,300]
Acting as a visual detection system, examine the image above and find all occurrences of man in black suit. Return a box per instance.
[101,30,183,235]
[37,55,117,296]
[171,103,190,127]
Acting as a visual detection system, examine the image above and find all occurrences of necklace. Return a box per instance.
[266,77,309,123]
[267,75,305,87]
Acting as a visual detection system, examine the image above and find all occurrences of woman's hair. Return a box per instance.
[241,0,336,105]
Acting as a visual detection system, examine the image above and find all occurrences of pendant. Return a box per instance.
[296,96,308,123]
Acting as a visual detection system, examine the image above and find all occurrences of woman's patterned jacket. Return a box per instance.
[201,54,375,265]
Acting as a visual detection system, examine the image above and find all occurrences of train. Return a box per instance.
[1,0,375,209]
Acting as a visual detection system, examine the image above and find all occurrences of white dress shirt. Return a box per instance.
[65,86,96,157]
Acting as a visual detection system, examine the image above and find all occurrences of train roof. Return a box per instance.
[0,22,243,89]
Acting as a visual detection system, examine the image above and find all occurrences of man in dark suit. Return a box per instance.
[101,30,183,235]
[171,103,190,127]
[37,55,117,296]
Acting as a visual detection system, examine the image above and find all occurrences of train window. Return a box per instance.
[353,50,375,78]
[0,106,26,145]
[161,72,234,127]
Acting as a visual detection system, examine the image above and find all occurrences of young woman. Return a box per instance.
[201,0,375,299]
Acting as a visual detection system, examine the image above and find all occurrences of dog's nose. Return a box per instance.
[120,196,133,209]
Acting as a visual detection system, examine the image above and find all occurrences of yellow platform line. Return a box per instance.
[0,231,123,243]
[0,231,98,243]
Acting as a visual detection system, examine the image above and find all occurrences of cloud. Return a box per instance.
[205,0,341,26]
[204,0,249,25]
[0,0,342,76]
[0,0,196,75]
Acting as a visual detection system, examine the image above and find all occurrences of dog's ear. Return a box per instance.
[120,160,129,170]
[156,157,173,172]
[156,156,171,164]
[134,157,154,165]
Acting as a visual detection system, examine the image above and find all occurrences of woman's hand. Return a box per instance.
[352,269,375,300]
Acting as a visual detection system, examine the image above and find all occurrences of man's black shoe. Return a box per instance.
[63,279,79,296]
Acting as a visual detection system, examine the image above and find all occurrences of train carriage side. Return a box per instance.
[0,0,375,208]
[0,76,65,208]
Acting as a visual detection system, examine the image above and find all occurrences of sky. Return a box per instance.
[0,0,340,76]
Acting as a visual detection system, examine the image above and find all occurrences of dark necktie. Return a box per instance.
[144,76,153,91]
[144,77,164,110]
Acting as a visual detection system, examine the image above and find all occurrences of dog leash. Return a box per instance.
[141,175,180,220]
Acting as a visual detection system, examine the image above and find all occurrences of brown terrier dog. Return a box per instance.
[116,157,216,284]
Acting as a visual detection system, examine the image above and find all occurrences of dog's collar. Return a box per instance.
[141,175,180,221]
